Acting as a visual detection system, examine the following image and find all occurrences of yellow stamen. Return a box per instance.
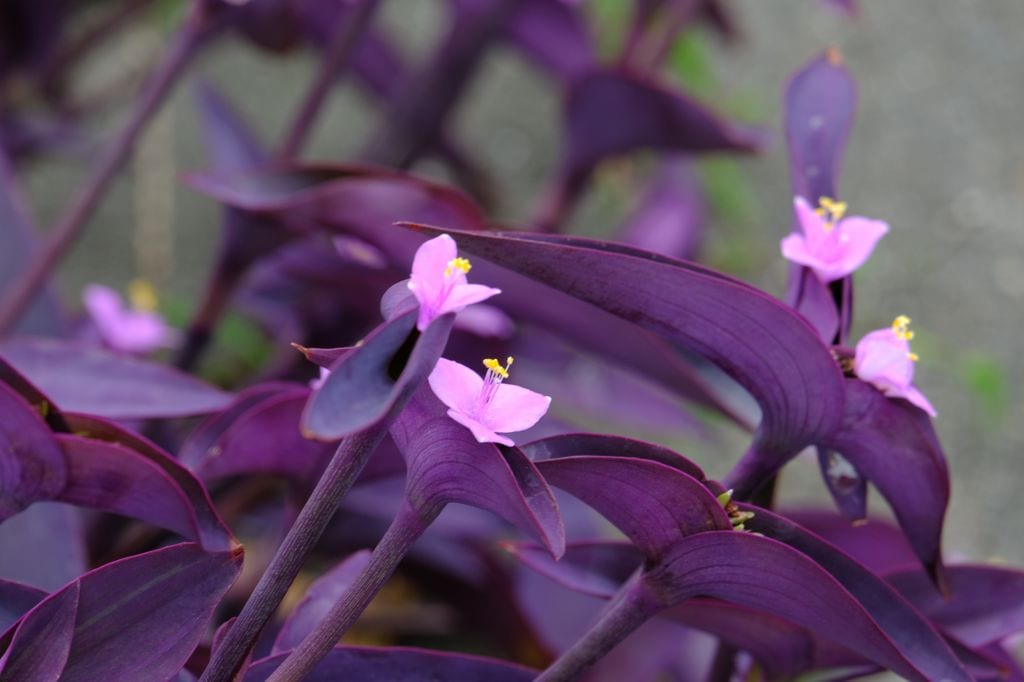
[908,352,919,362]
[892,315,915,341]
[444,257,472,277]
[483,356,513,380]
[814,196,848,231]
[128,278,158,312]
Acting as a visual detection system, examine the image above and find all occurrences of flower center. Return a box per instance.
[444,257,472,277]
[480,356,514,406]
[128,278,158,312]
[814,196,847,232]
[892,315,919,361]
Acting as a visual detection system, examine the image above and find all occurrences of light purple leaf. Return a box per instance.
[272,551,372,655]
[403,226,842,478]
[0,581,78,681]
[302,309,454,440]
[0,543,242,682]
[244,646,536,681]
[0,503,86,591]
[822,378,950,584]
[504,541,642,599]
[0,339,232,419]
[618,157,705,261]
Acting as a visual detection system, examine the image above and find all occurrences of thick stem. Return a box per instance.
[536,580,662,682]
[0,0,217,336]
[277,0,382,159]
[199,426,390,682]
[266,501,437,682]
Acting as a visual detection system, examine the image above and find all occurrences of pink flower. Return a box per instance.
[781,196,889,283]
[428,357,551,446]
[854,315,936,417]
[309,367,330,390]
[407,234,501,331]
[83,281,176,355]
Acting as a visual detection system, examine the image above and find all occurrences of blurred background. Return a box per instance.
[10,0,1024,564]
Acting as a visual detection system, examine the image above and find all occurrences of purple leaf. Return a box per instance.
[0,503,86,591]
[504,541,642,599]
[0,579,45,633]
[563,68,764,176]
[0,581,78,681]
[781,510,917,575]
[244,646,536,681]
[0,543,242,682]
[0,382,66,520]
[0,338,232,419]
[743,506,968,680]
[822,378,950,584]
[178,382,295,471]
[390,389,565,557]
[817,447,869,521]
[886,564,1024,647]
[195,82,267,173]
[618,157,705,262]
[189,387,336,488]
[536,456,730,559]
[302,309,454,440]
[272,551,372,654]
[783,49,858,343]
[61,413,234,552]
[522,432,707,481]
[645,531,968,681]
[403,226,843,469]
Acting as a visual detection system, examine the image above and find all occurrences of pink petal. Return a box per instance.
[83,284,126,330]
[437,283,502,317]
[793,196,828,245]
[830,217,889,279]
[854,329,914,389]
[900,385,937,417]
[482,383,552,434]
[454,305,516,338]
[447,409,514,446]
[428,358,483,416]
[409,234,460,313]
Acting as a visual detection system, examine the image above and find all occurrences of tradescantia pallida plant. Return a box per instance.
[0,1,1022,680]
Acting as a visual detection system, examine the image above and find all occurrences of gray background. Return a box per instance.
[18,0,1024,566]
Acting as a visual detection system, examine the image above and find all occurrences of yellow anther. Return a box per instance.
[444,257,472,277]
[892,315,914,341]
[815,196,848,225]
[128,278,158,312]
[483,356,513,380]
[908,352,919,362]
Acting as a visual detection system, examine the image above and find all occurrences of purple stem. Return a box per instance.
[199,425,391,682]
[277,0,382,159]
[536,578,662,682]
[0,0,219,337]
[265,500,438,682]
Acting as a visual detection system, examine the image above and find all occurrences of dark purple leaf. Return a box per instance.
[822,378,950,584]
[564,68,764,175]
[0,338,232,419]
[618,157,705,262]
[645,530,969,681]
[195,81,267,173]
[244,646,536,681]
[302,309,453,440]
[178,382,295,471]
[272,551,372,654]
[291,344,353,370]
[0,543,242,682]
[504,541,642,599]
[522,432,707,481]
[817,447,868,521]
[61,413,233,552]
[0,382,67,520]
[0,581,78,681]
[781,510,917,575]
[390,389,565,557]
[536,456,730,559]
[886,564,1024,647]
[403,226,843,474]
[0,579,45,633]
[0,354,68,432]
[744,506,967,680]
